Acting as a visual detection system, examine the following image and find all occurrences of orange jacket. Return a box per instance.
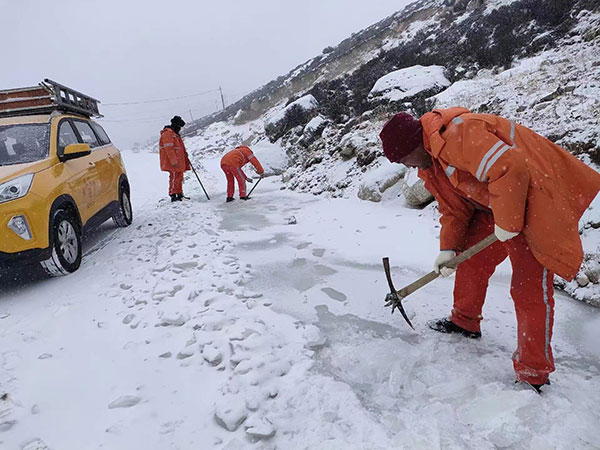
[159,127,190,172]
[220,145,264,174]
[418,107,600,280]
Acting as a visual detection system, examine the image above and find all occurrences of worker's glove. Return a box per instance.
[434,250,457,277]
[259,173,265,178]
[494,224,519,242]
[246,177,254,183]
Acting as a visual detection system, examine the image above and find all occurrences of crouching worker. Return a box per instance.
[159,115,190,202]
[380,108,600,392]
[220,145,264,202]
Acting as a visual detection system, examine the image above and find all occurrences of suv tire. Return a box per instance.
[40,209,82,276]
[113,182,133,227]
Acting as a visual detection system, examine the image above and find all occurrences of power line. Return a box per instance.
[103,88,221,106]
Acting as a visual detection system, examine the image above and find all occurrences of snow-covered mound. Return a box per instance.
[250,140,289,176]
[369,65,450,102]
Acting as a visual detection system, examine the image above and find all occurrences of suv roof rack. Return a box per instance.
[0,78,103,119]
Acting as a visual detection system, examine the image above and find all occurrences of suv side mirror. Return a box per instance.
[61,143,91,162]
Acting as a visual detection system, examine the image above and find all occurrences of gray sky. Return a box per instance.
[1,0,411,147]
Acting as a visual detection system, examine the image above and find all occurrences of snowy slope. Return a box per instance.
[1,152,599,450]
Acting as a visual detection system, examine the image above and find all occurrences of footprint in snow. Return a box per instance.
[108,395,141,409]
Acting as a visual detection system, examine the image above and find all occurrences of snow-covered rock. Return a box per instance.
[357,160,406,202]
[244,416,276,440]
[214,397,247,431]
[251,140,289,176]
[369,65,450,102]
[402,167,433,207]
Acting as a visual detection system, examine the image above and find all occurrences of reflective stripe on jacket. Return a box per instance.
[159,127,190,172]
[220,146,264,174]
[418,107,600,280]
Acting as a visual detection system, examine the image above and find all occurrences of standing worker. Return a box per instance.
[159,115,190,202]
[379,107,600,392]
[220,145,264,202]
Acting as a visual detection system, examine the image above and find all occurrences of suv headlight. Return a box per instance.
[0,174,34,204]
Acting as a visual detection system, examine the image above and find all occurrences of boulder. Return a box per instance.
[357,161,406,202]
[402,168,433,207]
[369,65,450,104]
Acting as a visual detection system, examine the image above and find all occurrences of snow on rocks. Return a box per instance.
[250,140,289,176]
[369,64,450,102]
[402,167,434,207]
[244,415,276,440]
[214,397,247,431]
[357,158,406,202]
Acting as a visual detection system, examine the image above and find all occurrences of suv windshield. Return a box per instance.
[0,123,50,166]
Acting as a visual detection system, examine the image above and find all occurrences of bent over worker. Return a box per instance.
[380,107,600,392]
[220,145,264,202]
[159,116,190,202]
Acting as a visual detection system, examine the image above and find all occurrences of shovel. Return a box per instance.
[382,233,498,329]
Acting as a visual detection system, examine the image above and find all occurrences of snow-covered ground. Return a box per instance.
[1,150,600,450]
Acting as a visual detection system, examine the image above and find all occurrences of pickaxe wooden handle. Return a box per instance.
[383,233,498,328]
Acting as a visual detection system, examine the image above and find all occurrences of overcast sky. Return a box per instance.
[1,0,412,147]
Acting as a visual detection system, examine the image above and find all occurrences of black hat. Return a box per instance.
[171,115,186,127]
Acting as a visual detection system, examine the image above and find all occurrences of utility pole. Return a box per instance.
[189,109,194,121]
[219,86,226,111]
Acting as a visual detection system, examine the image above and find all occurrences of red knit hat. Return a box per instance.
[379,113,423,163]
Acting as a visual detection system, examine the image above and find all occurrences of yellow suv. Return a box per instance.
[0,79,132,276]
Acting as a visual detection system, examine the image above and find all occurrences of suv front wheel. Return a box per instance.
[40,209,82,276]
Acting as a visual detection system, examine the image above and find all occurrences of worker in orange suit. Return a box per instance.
[380,108,600,392]
[220,145,264,202]
[159,115,190,202]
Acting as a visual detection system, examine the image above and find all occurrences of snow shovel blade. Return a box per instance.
[382,257,414,329]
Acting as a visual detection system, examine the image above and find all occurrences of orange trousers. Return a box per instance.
[168,171,184,195]
[451,211,555,385]
[221,164,247,198]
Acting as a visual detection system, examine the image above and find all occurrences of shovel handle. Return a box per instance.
[394,233,498,299]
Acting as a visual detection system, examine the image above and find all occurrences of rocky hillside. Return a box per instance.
[172,0,600,305]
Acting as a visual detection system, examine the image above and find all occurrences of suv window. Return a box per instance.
[73,121,100,148]
[0,124,50,166]
[58,121,79,152]
[91,123,111,146]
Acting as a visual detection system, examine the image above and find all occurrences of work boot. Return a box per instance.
[516,379,550,394]
[170,194,181,202]
[240,196,250,201]
[427,318,481,339]
[177,193,190,200]
[226,197,235,203]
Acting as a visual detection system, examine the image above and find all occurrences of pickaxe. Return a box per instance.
[246,176,262,198]
[382,233,498,329]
